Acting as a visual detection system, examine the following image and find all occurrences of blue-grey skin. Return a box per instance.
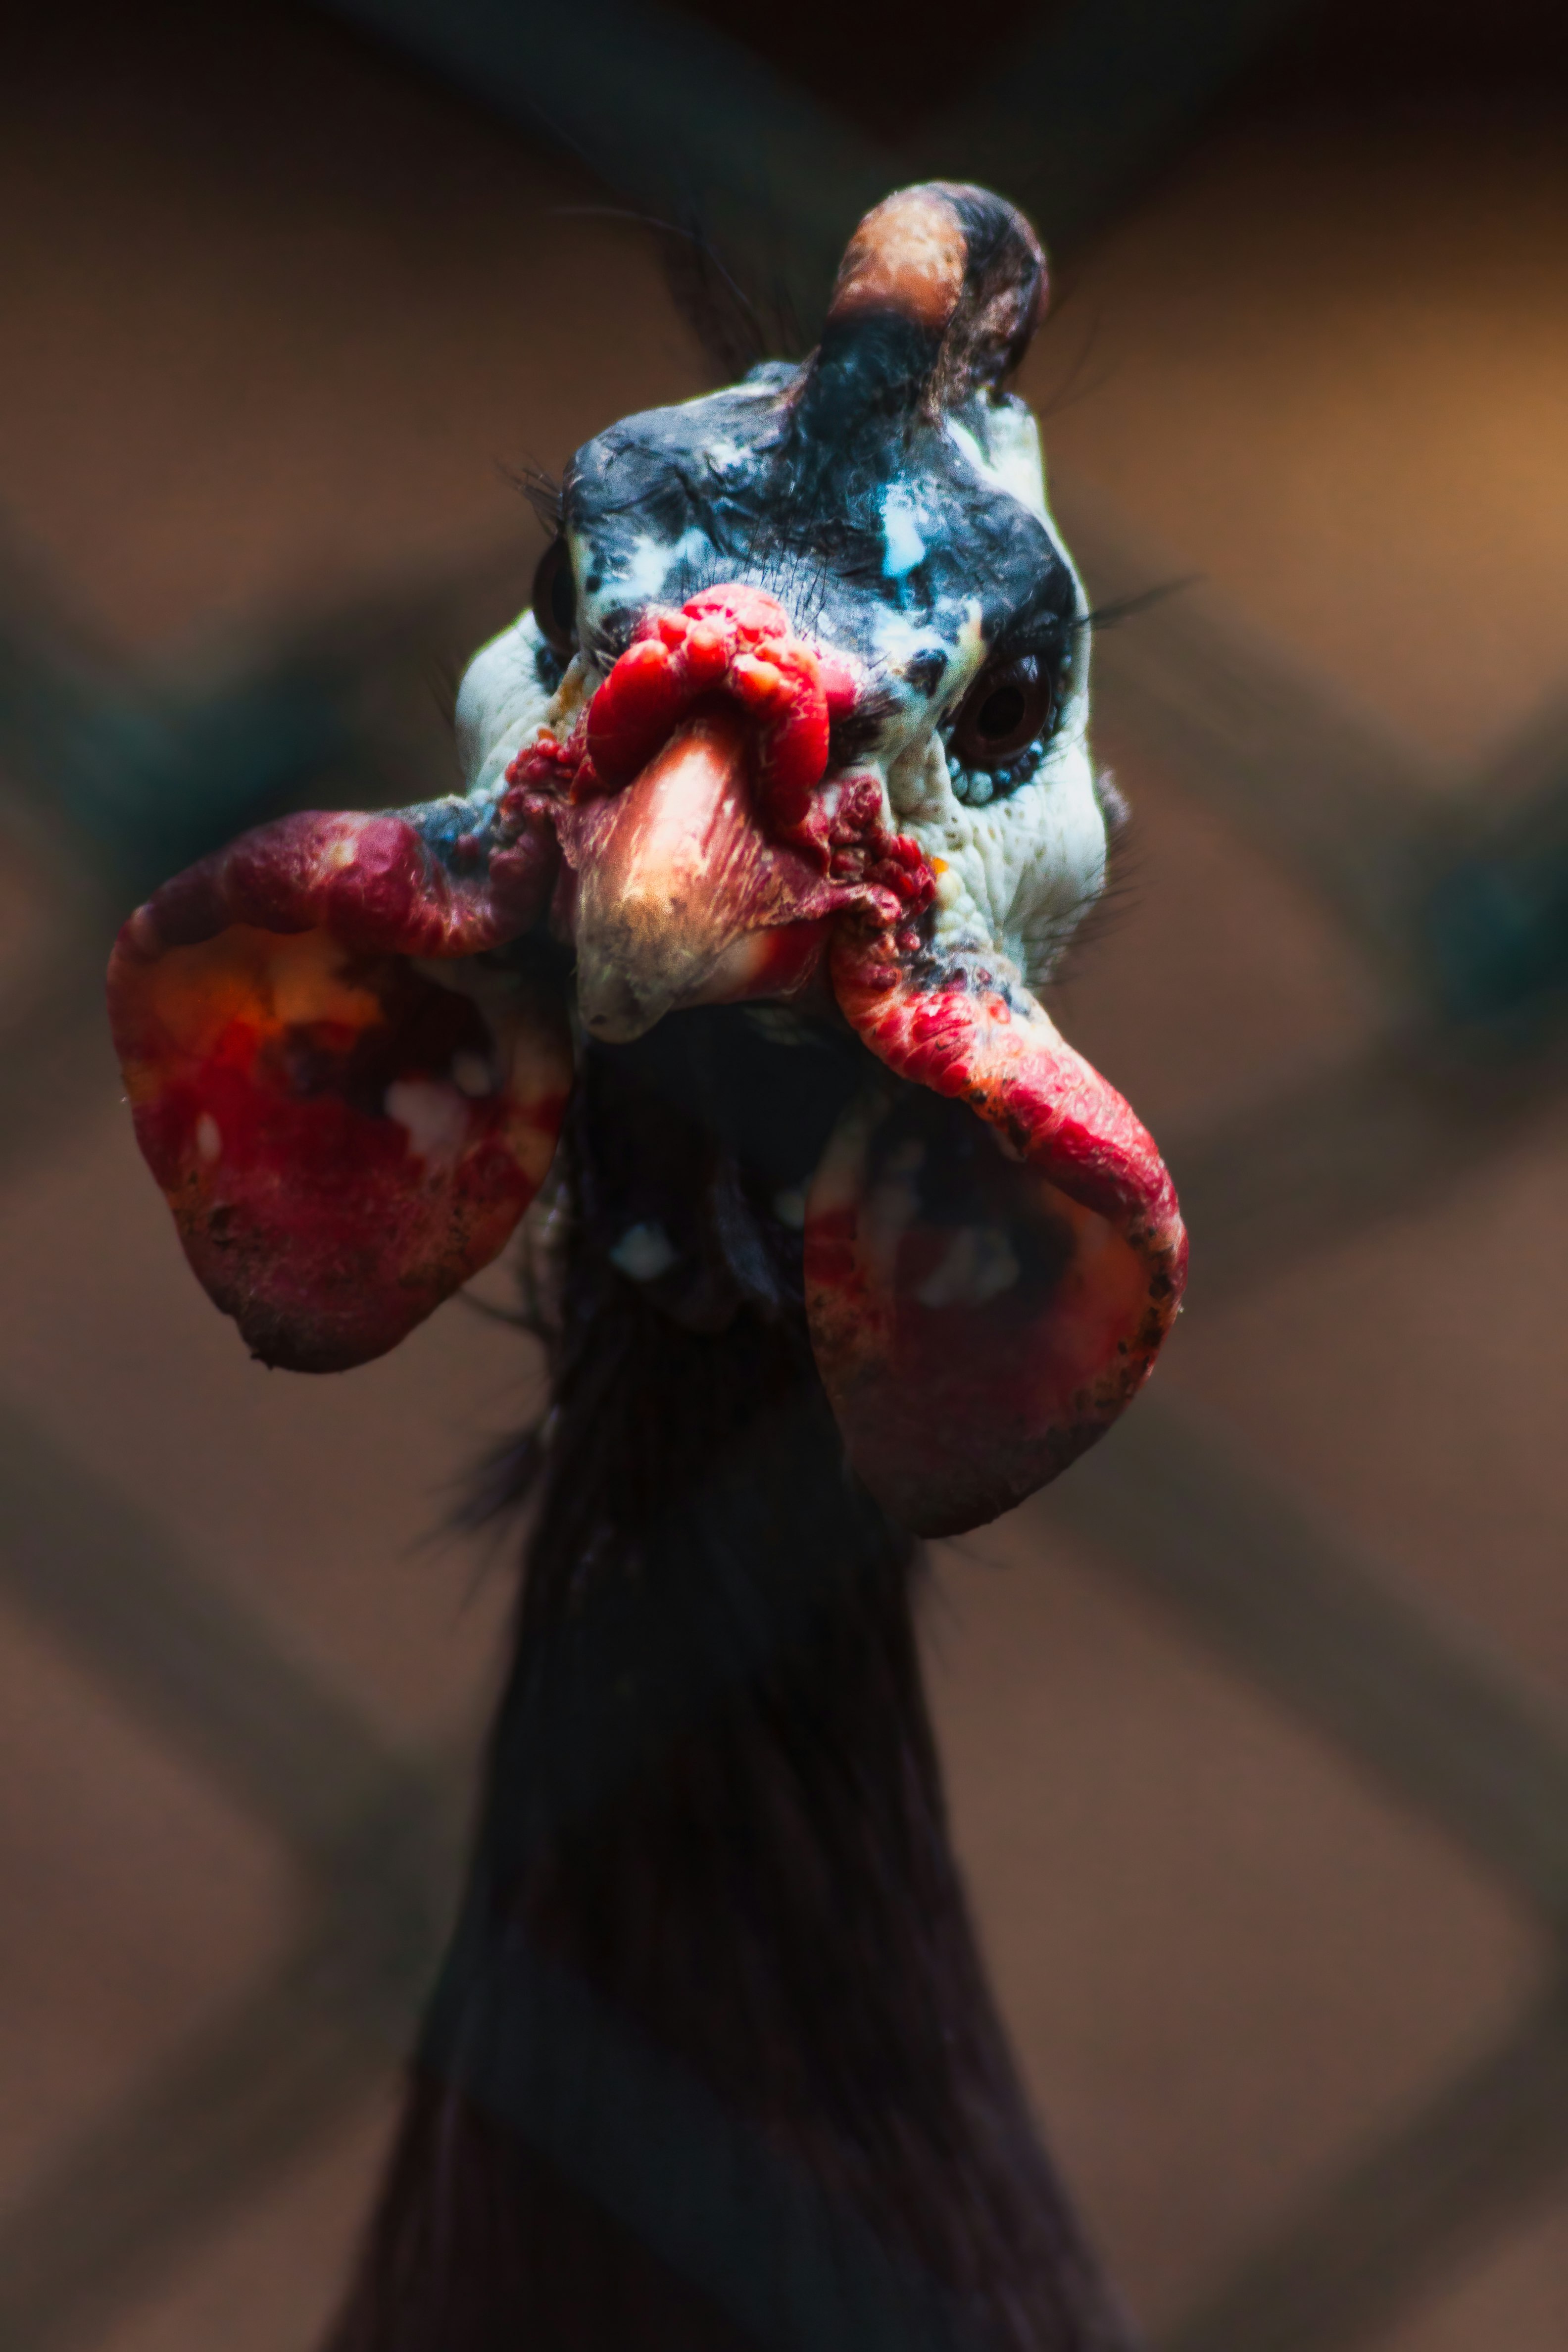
[455,351,1111,1005]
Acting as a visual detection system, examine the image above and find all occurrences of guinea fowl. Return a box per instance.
[107,185,1186,2351]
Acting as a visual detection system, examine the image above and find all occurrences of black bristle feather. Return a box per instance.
[503,463,566,535]
[325,1010,1138,2352]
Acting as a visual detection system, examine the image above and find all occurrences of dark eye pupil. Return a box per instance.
[978,685,1026,740]
[949,652,1055,784]
[533,539,578,655]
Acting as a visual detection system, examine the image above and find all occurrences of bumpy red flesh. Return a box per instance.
[514,583,1186,1533]
[107,583,1185,1521]
[555,709,845,1040]
[805,935,1187,1536]
[107,810,570,1371]
[507,588,909,913]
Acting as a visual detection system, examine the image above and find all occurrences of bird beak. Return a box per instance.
[99,582,855,1380]
[104,175,1184,1535]
[103,589,1182,1539]
[556,706,837,1043]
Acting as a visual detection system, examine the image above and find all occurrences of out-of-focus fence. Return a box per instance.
[1,4,1566,2347]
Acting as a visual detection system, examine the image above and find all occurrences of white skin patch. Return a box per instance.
[454,627,602,800]
[455,612,562,798]
[451,401,1107,1002]
[945,398,1050,524]
[612,526,710,605]
[863,602,983,768]
[864,1139,925,1289]
[873,424,1105,993]
[915,1225,1021,1311]
[870,608,944,674]
[610,1222,678,1281]
[385,1078,468,1166]
[881,484,928,580]
[889,719,1106,993]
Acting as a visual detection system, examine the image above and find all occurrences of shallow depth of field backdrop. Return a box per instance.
[2,3,1568,2348]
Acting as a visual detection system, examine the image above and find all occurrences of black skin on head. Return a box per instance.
[559,365,1079,774]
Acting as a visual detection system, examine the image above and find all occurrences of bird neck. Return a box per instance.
[327,1019,1134,2352]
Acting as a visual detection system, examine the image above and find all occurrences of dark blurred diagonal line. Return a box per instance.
[1049,1398,1568,1928]
[0,520,526,896]
[1161,1989,1568,2352]
[1081,549,1568,1035]
[0,1396,428,1864]
[0,1907,439,2352]
[1465,680,1568,814]
[1167,1024,1568,1309]
[0,15,1564,2350]
[0,580,347,902]
[0,1401,470,2349]
[320,0,1568,1043]
[432,1938,975,2352]
[1049,471,1447,975]
[918,0,1313,240]
[1415,750,1568,1032]
[317,0,892,326]
[318,0,1305,282]
[0,926,122,1186]
[0,534,529,1178]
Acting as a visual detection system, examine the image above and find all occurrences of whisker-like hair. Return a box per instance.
[500,461,566,535]
[552,201,806,382]
[1084,576,1197,631]
[1047,793,1146,993]
[1027,288,1117,425]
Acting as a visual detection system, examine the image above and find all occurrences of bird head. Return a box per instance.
[108,183,1185,1538]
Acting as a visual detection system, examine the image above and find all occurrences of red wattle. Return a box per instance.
[806,931,1186,1536]
[108,807,570,1372]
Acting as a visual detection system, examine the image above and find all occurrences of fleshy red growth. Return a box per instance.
[107,584,1184,1534]
[503,586,933,968]
[108,810,570,1372]
[804,931,1187,1535]
[505,586,1185,1534]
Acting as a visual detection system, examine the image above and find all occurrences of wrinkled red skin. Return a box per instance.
[507,586,1186,1533]
[505,586,934,961]
[130,806,556,964]
[107,582,1184,1533]
[108,811,570,1372]
[807,933,1186,1534]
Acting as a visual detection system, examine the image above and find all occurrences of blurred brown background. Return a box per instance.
[2,2,1567,2347]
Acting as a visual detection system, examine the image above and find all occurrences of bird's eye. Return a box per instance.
[532,537,578,656]
[949,654,1055,772]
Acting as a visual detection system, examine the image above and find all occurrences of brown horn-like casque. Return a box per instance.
[812,181,1048,418]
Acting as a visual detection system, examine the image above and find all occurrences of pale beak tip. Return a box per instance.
[575,959,673,1045]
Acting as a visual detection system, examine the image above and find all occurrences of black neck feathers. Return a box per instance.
[325,1011,1135,2352]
